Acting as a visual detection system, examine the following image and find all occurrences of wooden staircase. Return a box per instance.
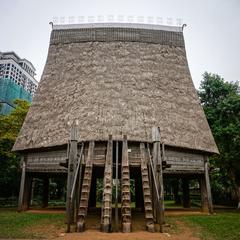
[121,136,131,232]
[140,143,155,232]
[101,136,113,232]
[77,141,94,232]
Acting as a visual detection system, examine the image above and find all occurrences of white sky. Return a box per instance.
[1,0,240,88]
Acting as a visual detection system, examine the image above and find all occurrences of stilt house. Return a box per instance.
[13,23,218,233]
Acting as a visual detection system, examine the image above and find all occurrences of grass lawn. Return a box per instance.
[179,210,240,240]
[0,208,65,239]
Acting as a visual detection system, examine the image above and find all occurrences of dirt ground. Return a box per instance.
[27,208,202,240]
[52,221,200,240]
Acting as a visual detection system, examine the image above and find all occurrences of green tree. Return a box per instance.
[198,72,240,207]
[0,99,30,198]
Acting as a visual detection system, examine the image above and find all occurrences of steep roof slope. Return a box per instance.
[13,23,218,154]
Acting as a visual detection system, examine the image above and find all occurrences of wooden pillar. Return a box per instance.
[18,156,26,211]
[199,176,209,212]
[18,155,33,212]
[152,127,164,232]
[182,178,190,208]
[42,177,49,208]
[22,175,33,211]
[204,156,213,213]
[172,179,181,205]
[66,124,78,229]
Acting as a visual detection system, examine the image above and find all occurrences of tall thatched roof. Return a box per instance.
[13,23,218,154]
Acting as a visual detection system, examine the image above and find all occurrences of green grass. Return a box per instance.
[180,210,240,240]
[164,199,201,208]
[0,208,65,239]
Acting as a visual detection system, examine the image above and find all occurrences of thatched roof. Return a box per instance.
[13,23,219,154]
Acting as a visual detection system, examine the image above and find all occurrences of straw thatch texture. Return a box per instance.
[13,25,218,154]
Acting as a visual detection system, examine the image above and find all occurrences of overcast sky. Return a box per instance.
[1,0,240,88]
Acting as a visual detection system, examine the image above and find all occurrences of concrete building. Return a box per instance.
[0,51,38,114]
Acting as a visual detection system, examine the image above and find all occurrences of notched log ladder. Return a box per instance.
[77,141,95,232]
[121,135,132,232]
[101,136,113,232]
[140,143,155,232]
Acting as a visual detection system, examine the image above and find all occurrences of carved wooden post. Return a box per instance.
[66,123,79,231]
[152,127,164,231]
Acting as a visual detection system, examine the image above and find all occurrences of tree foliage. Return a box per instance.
[198,72,240,205]
[0,99,30,197]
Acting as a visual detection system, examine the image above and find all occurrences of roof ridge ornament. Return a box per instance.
[182,23,187,31]
[51,15,184,27]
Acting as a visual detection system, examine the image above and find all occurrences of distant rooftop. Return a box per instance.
[0,51,36,73]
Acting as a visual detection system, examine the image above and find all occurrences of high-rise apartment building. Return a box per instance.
[0,51,38,114]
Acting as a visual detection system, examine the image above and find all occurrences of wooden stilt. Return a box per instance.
[22,175,33,211]
[42,177,49,208]
[18,156,26,212]
[182,178,190,208]
[172,179,181,205]
[152,127,164,232]
[199,176,209,212]
[204,156,213,214]
[66,124,79,232]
